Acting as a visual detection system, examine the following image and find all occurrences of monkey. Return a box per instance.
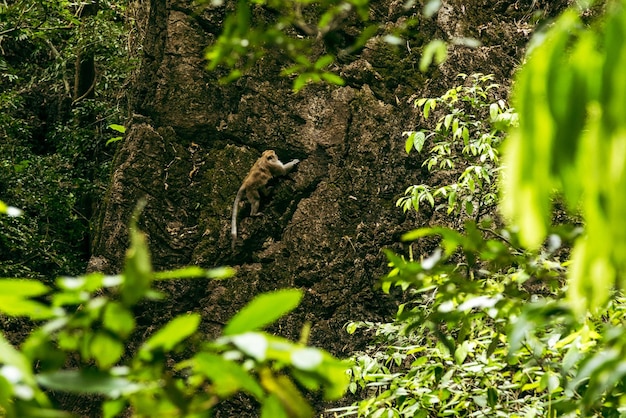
[231,150,300,250]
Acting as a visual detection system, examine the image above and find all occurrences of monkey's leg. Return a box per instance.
[247,189,262,216]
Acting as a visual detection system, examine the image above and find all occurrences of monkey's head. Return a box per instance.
[261,150,277,162]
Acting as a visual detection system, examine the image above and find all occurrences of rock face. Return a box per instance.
[91,0,565,386]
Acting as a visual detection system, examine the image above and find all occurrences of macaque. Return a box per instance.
[231,150,300,250]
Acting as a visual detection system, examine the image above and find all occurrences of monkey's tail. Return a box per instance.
[231,188,243,250]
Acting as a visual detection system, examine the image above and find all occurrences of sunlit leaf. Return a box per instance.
[108,124,125,133]
[320,72,345,86]
[224,289,302,335]
[420,39,447,72]
[293,74,309,92]
[140,313,200,357]
[314,55,334,70]
[186,352,264,398]
[0,279,49,297]
[154,266,235,280]
[0,296,55,319]
[404,131,415,154]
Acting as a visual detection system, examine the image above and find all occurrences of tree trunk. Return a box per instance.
[73,0,99,104]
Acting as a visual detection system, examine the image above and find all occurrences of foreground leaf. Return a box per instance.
[224,289,303,336]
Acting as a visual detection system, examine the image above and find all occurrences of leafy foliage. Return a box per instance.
[501,1,626,311]
[203,0,448,90]
[397,73,517,218]
[204,0,372,89]
[334,221,626,417]
[0,211,349,417]
[337,4,626,409]
[0,0,134,278]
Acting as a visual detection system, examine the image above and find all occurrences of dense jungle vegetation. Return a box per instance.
[2,0,626,417]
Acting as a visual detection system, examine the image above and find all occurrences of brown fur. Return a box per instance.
[231,150,299,249]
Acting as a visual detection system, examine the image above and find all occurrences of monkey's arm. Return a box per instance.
[281,159,300,175]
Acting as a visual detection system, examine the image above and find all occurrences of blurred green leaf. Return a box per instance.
[0,279,49,297]
[140,313,201,357]
[260,368,312,418]
[0,296,55,319]
[103,399,126,418]
[314,55,334,70]
[224,289,303,336]
[261,393,290,418]
[37,370,139,396]
[420,39,447,72]
[293,74,309,92]
[90,332,124,369]
[122,202,152,306]
[154,265,235,280]
[102,302,135,338]
[320,72,345,86]
[185,352,264,399]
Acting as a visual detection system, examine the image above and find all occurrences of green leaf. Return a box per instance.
[290,348,323,371]
[425,191,434,207]
[489,103,499,120]
[402,227,465,256]
[103,399,127,418]
[261,394,290,418]
[293,74,309,92]
[230,332,269,360]
[102,302,135,338]
[108,124,125,133]
[423,99,433,119]
[105,136,123,146]
[260,369,312,418]
[0,296,55,319]
[404,132,415,154]
[90,332,124,369]
[140,313,201,356]
[420,39,447,72]
[186,352,264,399]
[37,370,140,396]
[122,201,153,306]
[487,387,498,407]
[413,131,426,152]
[320,72,345,86]
[223,289,303,335]
[454,341,471,364]
[154,266,235,280]
[0,279,49,297]
[539,371,561,393]
[314,55,334,70]
[416,98,427,108]
[444,113,453,130]
[0,334,37,389]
